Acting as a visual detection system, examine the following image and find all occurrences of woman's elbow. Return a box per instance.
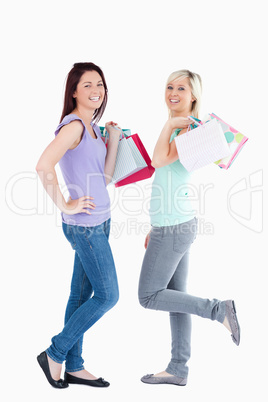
[151,158,166,169]
[35,160,54,175]
[35,160,48,174]
[35,162,43,173]
[151,158,161,169]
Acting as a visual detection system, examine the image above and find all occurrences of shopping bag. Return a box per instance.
[175,118,231,172]
[114,133,155,187]
[206,113,249,169]
[112,135,148,184]
[99,126,154,186]
[100,127,147,184]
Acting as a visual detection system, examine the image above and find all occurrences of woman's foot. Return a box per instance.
[66,369,98,380]
[153,371,174,377]
[223,316,232,332]
[37,352,68,389]
[141,371,187,386]
[223,300,240,345]
[47,354,62,381]
[64,370,110,387]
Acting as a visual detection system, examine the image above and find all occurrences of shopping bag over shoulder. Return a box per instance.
[174,118,231,172]
[207,113,249,169]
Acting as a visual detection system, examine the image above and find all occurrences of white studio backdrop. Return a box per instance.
[1,1,267,401]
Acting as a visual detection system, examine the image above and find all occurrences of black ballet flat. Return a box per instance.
[64,372,110,387]
[37,351,69,389]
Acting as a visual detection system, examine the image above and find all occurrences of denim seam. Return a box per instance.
[83,230,109,302]
[75,273,87,366]
[61,307,101,352]
[172,226,197,254]
[64,273,89,357]
[68,225,77,249]
[141,238,163,308]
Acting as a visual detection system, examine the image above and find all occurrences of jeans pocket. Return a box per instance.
[62,223,77,250]
[173,219,197,254]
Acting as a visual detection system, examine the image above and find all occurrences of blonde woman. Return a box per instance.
[138,70,240,386]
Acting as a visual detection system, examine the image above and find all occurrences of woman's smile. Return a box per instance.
[89,96,101,102]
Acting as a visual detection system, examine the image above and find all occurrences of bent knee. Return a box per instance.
[139,287,162,309]
[138,291,150,309]
[94,285,119,311]
[104,289,119,310]
[110,291,119,308]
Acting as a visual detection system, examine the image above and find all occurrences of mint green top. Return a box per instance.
[149,129,196,227]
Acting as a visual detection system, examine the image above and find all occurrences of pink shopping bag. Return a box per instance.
[209,113,248,169]
[115,133,155,187]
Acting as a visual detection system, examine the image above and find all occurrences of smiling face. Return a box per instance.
[165,76,195,117]
[73,70,105,112]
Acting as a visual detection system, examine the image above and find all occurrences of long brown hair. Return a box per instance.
[60,62,108,123]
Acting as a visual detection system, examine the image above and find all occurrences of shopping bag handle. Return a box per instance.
[188,116,202,125]
[103,126,125,144]
[186,116,202,133]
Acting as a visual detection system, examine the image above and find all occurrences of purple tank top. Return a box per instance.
[55,114,111,226]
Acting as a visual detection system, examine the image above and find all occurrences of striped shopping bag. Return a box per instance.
[114,133,155,187]
[99,126,148,187]
[100,126,154,185]
[111,136,147,184]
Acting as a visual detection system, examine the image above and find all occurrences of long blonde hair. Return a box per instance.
[166,69,202,118]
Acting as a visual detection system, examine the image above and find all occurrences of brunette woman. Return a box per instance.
[36,62,121,389]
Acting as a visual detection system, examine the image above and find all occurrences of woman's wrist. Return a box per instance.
[106,134,120,149]
[165,119,175,132]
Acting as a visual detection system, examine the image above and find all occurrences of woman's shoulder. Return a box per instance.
[60,113,85,127]
[55,114,85,136]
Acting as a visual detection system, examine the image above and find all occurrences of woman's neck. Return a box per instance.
[72,107,94,127]
[171,110,192,118]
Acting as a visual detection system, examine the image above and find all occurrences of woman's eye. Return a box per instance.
[178,87,185,91]
[98,83,104,87]
[167,86,173,90]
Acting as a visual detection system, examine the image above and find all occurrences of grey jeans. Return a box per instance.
[138,217,226,378]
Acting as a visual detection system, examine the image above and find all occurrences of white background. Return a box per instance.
[2,0,267,401]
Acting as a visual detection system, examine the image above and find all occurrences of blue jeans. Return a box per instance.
[138,218,226,378]
[46,219,119,372]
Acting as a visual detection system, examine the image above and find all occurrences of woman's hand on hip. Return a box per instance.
[64,196,96,215]
[144,231,151,249]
